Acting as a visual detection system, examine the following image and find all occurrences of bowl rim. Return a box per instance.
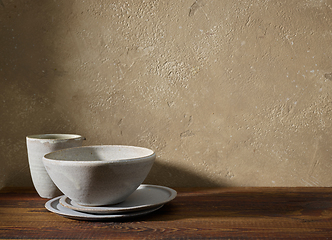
[43,145,156,164]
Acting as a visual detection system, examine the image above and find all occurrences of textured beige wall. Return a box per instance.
[1,0,332,188]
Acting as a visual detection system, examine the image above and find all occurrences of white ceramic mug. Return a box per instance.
[26,134,85,198]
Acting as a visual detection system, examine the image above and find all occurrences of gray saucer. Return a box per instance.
[59,184,177,214]
[45,196,164,221]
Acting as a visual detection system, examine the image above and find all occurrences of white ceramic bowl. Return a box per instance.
[43,145,155,206]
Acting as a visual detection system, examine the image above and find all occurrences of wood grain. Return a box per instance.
[1,187,332,239]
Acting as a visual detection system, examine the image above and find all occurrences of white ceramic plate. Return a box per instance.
[45,196,164,221]
[59,184,177,214]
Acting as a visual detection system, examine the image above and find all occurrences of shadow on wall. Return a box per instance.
[144,159,225,188]
[0,2,79,188]
[0,1,226,189]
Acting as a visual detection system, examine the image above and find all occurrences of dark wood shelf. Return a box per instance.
[1,187,332,239]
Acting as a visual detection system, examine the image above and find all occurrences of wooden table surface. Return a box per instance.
[1,187,332,239]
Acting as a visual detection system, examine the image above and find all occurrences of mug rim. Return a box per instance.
[26,134,83,140]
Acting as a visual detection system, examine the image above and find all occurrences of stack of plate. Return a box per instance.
[45,184,177,221]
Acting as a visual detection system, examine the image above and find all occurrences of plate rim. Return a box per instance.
[45,196,164,220]
[58,184,177,214]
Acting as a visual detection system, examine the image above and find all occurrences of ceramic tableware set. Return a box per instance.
[26,134,177,220]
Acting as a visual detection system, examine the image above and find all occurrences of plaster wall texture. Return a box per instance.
[1,0,332,188]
